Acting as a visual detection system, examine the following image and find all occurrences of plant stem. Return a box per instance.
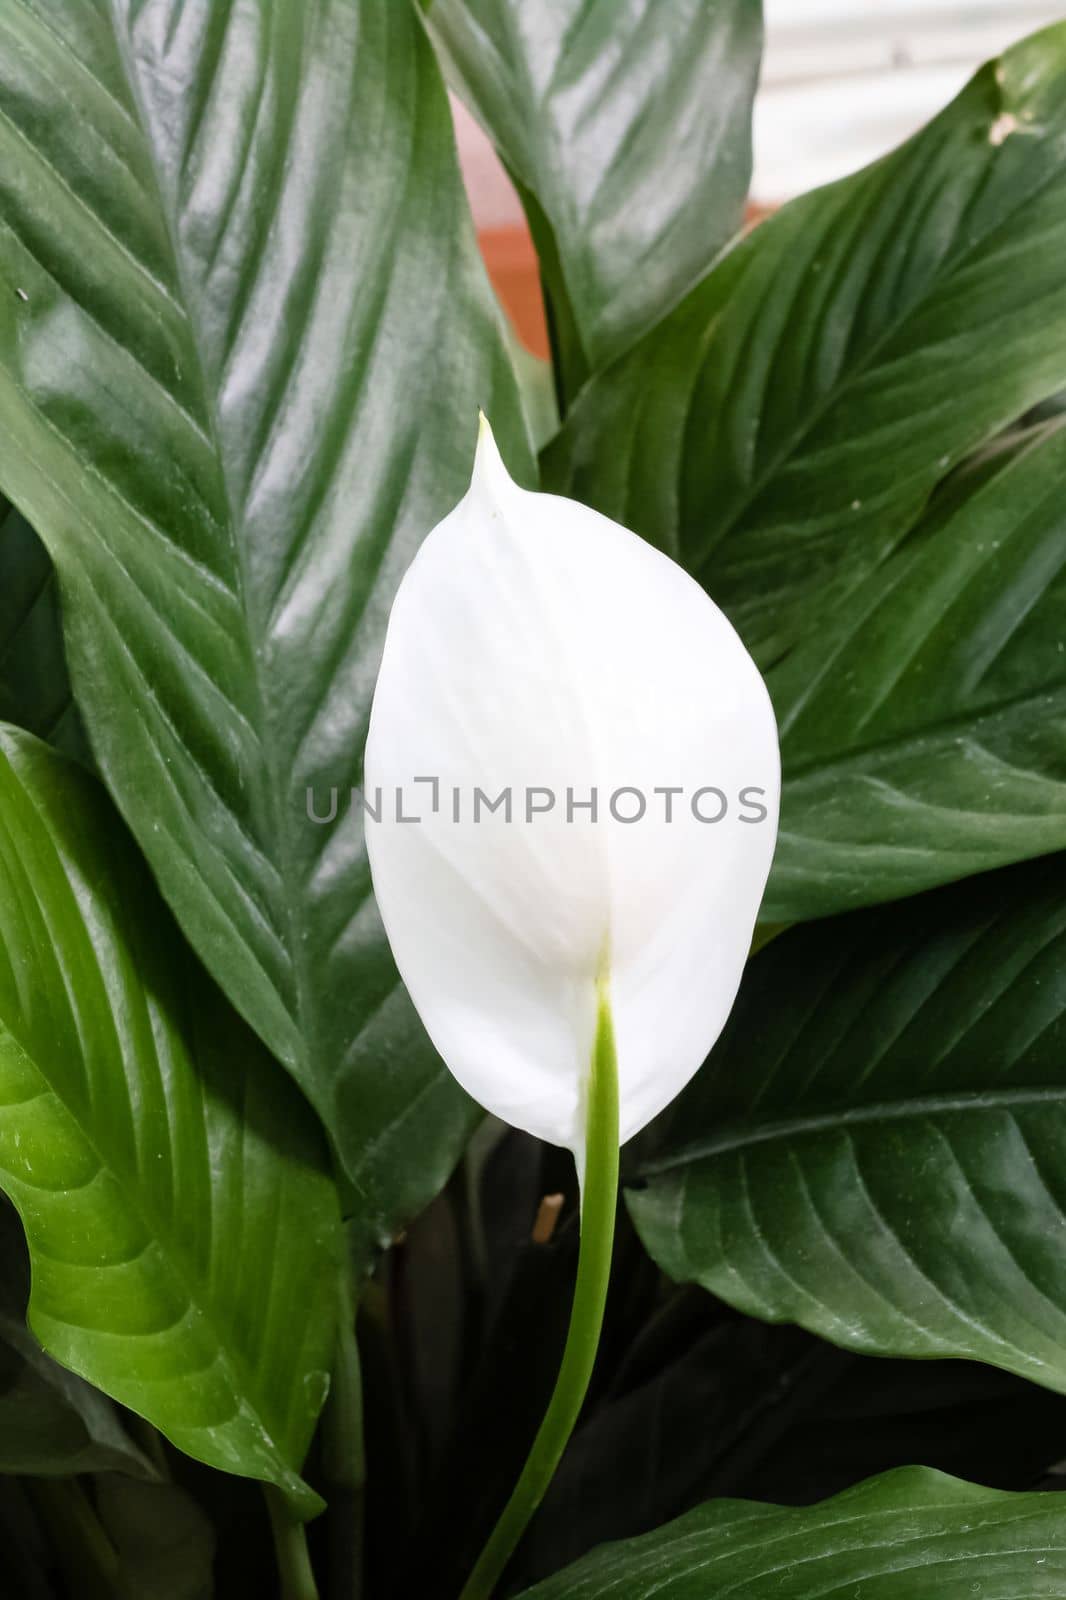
[322,1268,366,1599]
[459,985,620,1600]
[266,1487,321,1600]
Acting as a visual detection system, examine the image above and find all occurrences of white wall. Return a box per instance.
[755,1,1064,198]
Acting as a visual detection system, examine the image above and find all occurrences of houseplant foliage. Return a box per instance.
[0,0,1064,1594]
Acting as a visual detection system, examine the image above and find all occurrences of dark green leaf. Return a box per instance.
[763,418,1066,921]
[506,335,559,454]
[403,1177,579,1596]
[740,1355,1066,1507]
[516,1469,1066,1598]
[511,1315,821,1587]
[0,1205,154,1479]
[0,498,84,762]
[426,0,761,392]
[0,1480,59,1600]
[523,1339,1066,1588]
[0,727,340,1515]
[0,0,531,1243]
[546,22,1066,665]
[0,1330,150,1479]
[631,858,1066,1393]
[95,1474,215,1600]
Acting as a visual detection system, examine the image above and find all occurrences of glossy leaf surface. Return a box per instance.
[0,729,339,1514]
[518,1469,1066,1598]
[764,420,1066,920]
[0,1207,154,1479]
[516,1333,1066,1589]
[547,24,1066,665]
[427,0,762,389]
[0,0,530,1236]
[631,858,1066,1394]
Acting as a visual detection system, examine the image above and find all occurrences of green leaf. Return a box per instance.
[0,1329,148,1480]
[95,1474,215,1600]
[509,1315,819,1587]
[506,333,559,454]
[546,22,1066,665]
[763,418,1066,921]
[630,857,1066,1394]
[516,1469,1066,1598]
[426,0,762,392]
[0,1205,154,1479]
[0,499,84,762]
[0,1480,58,1600]
[0,727,340,1515]
[0,0,530,1237]
[515,1322,1066,1588]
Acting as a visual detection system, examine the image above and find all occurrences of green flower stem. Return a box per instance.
[266,1487,321,1600]
[322,1270,367,1599]
[459,986,620,1600]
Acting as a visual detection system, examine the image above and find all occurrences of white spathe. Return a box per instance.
[364,419,780,1158]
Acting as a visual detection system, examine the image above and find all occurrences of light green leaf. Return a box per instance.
[516,1469,1066,1598]
[631,857,1066,1394]
[0,1206,155,1479]
[426,0,761,392]
[0,0,530,1239]
[0,727,340,1515]
[763,418,1066,921]
[546,22,1066,664]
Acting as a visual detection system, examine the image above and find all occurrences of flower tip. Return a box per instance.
[471,410,515,504]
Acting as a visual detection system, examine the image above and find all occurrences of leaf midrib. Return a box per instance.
[640,1084,1066,1174]
[0,753,295,1474]
[541,1482,1061,1589]
[692,91,1066,565]
[105,11,308,1063]
[0,1000,287,1471]
[0,1008,296,1468]
[780,671,1066,781]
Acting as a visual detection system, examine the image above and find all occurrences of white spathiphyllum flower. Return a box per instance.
[365,415,779,1598]
[365,416,780,1166]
